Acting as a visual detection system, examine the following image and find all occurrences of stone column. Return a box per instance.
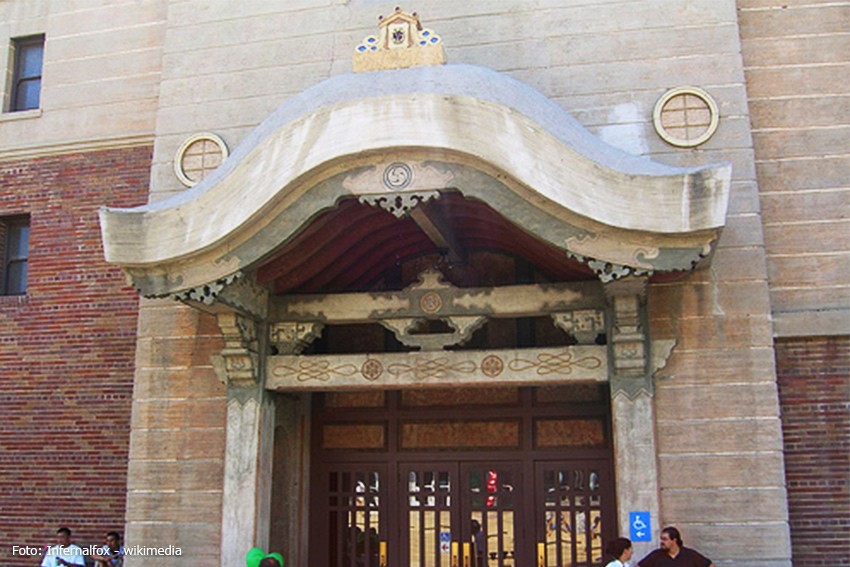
[605,277,660,560]
[222,382,275,563]
[213,311,275,566]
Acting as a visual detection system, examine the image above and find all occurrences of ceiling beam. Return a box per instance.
[409,203,467,265]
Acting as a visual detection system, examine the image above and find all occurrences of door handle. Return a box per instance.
[537,542,545,567]
[452,541,459,567]
[379,541,387,567]
[463,543,470,566]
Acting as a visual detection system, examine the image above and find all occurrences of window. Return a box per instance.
[9,35,45,112]
[2,216,30,295]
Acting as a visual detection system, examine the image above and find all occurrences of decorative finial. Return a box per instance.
[353,7,446,72]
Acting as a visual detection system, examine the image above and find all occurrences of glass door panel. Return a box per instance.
[462,463,522,567]
[536,462,608,567]
[324,464,387,567]
[403,463,458,567]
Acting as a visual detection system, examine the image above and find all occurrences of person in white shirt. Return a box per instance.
[605,537,633,567]
[41,527,86,567]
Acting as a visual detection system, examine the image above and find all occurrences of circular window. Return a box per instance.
[653,87,719,148]
[174,133,229,187]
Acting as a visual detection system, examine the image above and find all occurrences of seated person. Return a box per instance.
[42,527,85,567]
[90,532,124,566]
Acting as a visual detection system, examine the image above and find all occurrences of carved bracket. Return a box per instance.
[567,252,653,283]
[358,190,441,218]
[379,315,486,351]
[217,274,269,320]
[552,309,605,345]
[212,312,260,386]
[170,272,243,305]
[269,322,324,355]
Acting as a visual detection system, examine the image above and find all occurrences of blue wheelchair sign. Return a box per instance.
[629,511,651,542]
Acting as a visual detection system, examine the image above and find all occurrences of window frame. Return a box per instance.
[9,34,45,112]
[2,216,30,295]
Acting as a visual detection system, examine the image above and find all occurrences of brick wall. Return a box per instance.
[776,336,850,566]
[0,146,150,566]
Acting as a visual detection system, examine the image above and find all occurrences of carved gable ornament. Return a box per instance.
[353,7,446,72]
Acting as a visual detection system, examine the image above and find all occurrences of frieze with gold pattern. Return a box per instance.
[267,269,610,390]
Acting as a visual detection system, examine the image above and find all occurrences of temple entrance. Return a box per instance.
[309,387,615,566]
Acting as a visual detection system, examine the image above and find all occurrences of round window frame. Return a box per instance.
[173,132,229,187]
[652,86,719,148]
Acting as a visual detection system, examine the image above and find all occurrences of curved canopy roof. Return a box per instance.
[100,64,730,296]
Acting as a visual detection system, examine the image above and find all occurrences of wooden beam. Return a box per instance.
[266,345,608,390]
[409,204,466,264]
[270,276,604,323]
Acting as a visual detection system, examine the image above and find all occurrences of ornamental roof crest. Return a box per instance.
[353,6,446,72]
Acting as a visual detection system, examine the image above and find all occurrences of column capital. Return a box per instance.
[212,312,261,387]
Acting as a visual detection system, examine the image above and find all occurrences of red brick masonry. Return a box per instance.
[776,335,850,567]
[0,147,150,567]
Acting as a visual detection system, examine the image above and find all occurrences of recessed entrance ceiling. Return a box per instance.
[256,192,595,295]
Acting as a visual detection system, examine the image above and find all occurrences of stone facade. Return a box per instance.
[1,2,847,567]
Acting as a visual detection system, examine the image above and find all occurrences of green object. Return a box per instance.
[267,552,285,566]
[246,547,265,567]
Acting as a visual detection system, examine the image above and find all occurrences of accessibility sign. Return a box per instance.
[439,531,451,554]
[629,511,651,542]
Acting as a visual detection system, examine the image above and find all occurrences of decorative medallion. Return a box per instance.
[173,132,229,187]
[353,7,446,72]
[481,355,505,378]
[361,359,384,381]
[653,86,719,148]
[419,291,442,313]
[343,161,454,195]
[383,162,413,190]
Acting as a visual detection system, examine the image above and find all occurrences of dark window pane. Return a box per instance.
[11,36,44,112]
[8,225,30,259]
[15,79,41,111]
[3,218,30,295]
[6,261,27,295]
[19,43,44,78]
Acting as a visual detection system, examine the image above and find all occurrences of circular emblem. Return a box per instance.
[361,359,384,381]
[173,133,229,187]
[419,292,442,314]
[652,86,719,148]
[481,355,504,378]
[383,162,413,190]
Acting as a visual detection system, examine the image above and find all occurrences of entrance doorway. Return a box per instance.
[309,387,615,566]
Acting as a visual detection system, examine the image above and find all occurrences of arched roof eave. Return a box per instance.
[99,64,731,296]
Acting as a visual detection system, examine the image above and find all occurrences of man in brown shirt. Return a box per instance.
[638,526,715,567]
